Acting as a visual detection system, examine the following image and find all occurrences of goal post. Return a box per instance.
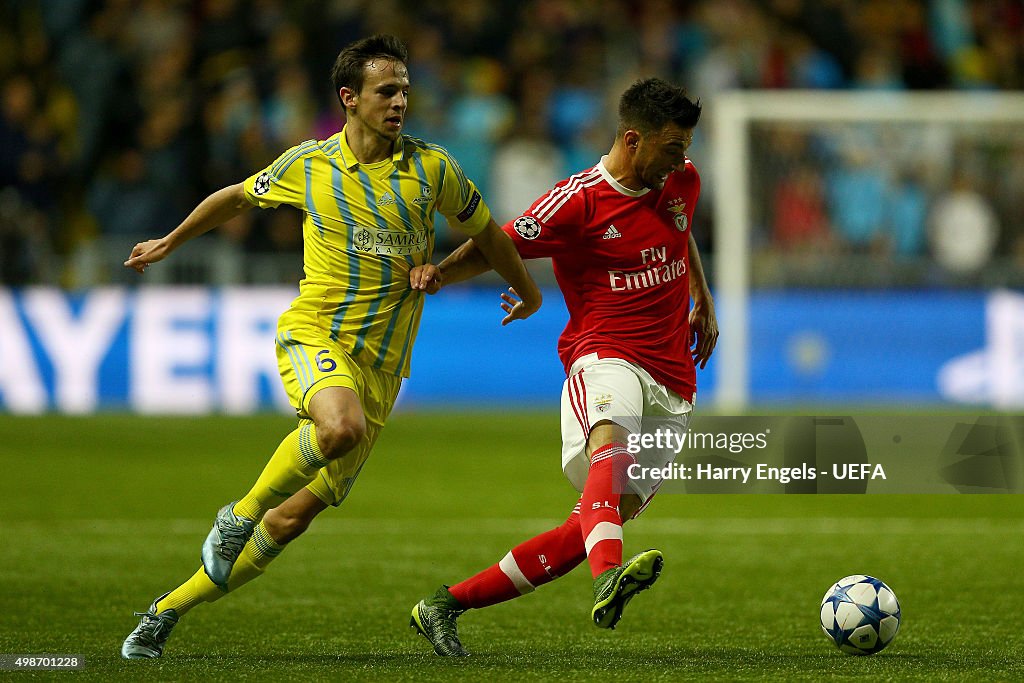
[710,90,1024,411]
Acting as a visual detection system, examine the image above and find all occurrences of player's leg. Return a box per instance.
[124,378,379,659]
[123,337,370,659]
[198,419,325,591]
[409,364,613,656]
[223,360,396,592]
[223,489,329,591]
[411,435,647,654]
[561,357,671,629]
[203,339,367,589]
[231,385,366,519]
[450,499,587,607]
[121,490,328,659]
[411,501,588,656]
[588,486,663,631]
[135,494,326,621]
[618,493,642,522]
[410,358,639,654]
[303,363,400,511]
[171,491,329,611]
[201,366,369,586]
[583,421,664,629]
[579,420,637,579]
[588,367,694,630]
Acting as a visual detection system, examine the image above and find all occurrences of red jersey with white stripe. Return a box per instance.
[503,157,701,401]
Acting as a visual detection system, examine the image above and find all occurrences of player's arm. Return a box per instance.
[688,232,718,369]
[124,183,250,273]
[411,219,542,326]
[440,237,490,285]
[408,236,488,294]
[469,219,542,325]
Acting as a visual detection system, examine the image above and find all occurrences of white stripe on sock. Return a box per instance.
[498,551,536,594]
[590,446,630,465]
[584,521,623,555]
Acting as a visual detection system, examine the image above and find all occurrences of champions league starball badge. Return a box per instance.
[513,215,541,240]
[253,172,271,196]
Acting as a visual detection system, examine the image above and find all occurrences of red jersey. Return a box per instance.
[503,157,701,401]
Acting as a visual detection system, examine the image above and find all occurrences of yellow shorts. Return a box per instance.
[276,323,401,507]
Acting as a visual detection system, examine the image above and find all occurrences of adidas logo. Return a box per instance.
[603,224,622,240]
[377,191,396,207]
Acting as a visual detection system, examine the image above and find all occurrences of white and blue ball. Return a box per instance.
[820,575,901,655]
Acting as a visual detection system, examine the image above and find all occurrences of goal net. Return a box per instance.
[709,91,1024,409]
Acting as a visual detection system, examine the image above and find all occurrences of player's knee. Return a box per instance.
[316,417,366,460]
[264,506,312,543]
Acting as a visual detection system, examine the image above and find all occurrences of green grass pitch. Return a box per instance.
[0,413,1021,681]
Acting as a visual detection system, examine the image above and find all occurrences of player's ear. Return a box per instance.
[339,87,358,110]
[624,130,641,152]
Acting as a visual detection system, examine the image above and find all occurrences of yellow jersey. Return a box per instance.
[244,127,491,377]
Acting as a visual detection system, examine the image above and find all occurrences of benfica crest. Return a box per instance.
[667,201,688,232]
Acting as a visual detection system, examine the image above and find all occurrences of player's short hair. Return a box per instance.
[330,34,409,106]
[618,78,701,136]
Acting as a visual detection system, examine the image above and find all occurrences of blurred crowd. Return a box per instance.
[751,118,1024,286]
[1,0,1023,286]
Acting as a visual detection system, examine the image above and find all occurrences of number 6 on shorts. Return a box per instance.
[316,350,337,372]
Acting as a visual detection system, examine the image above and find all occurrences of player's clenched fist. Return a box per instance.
[409,264,442,294]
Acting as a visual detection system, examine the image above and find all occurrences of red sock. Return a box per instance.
[448,503,586,609]
[580,442,635,578]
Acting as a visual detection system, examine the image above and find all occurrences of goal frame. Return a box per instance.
[710,90,1024,410]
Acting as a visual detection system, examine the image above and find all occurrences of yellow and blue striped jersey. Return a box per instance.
[244,127,491,377]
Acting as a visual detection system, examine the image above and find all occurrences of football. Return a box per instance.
[819,575,901,655]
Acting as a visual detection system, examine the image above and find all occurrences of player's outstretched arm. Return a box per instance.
[688,232,718,369]
[124,183,250,274]
[466,220,542,325]
[411,221,542,325]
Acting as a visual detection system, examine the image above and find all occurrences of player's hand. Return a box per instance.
[689,294,718,369]
[409,264,442,294]
[124,238,172,274]
[499,287,540,326]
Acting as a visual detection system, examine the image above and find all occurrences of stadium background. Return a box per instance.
[1,1,1022,680]
[2,0,1024,411]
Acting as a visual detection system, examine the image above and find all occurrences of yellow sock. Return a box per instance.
[153,521,287,617]
[233,421,329,520]
[154,567,225,616]
[225,521,286,592]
